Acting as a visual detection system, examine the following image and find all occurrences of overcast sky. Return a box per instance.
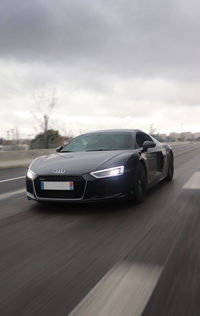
[1,0,200,138]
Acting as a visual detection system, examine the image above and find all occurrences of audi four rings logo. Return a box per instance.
[53,169,66,174]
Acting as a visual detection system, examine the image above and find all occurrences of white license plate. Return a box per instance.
[41,181,74,191]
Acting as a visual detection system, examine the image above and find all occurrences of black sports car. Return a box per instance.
[26,129,174,203]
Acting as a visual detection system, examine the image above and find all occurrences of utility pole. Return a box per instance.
[44,114,49,148]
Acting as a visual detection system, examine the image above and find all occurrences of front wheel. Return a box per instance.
[133,164,147,204]
[165,153,174,181]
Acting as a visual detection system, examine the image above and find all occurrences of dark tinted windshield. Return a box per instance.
[61,132,135,152]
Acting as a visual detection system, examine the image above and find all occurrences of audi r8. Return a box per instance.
[26,129,174,203]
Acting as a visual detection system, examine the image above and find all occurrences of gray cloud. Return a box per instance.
[0,0,200,79]
[1,0,200,137]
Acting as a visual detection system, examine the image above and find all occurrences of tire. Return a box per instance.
[165,153,174,181]
[133,163,147,204]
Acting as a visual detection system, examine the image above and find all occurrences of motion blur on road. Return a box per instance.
[0,142,200,315]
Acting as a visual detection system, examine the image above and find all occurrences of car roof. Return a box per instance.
[82,129,143,135]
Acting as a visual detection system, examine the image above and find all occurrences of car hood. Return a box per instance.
[30,150,136,175]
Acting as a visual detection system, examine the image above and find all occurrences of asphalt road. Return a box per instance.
[1,143,200,316]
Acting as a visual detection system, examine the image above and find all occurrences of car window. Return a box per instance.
[136,132,152,147]
[62,132,135,152]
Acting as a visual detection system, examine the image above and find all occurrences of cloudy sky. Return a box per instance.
[1,0,200,138]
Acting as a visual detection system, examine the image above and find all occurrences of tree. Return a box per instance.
[30,129,62,149]
[32,90,57,148]
[30,129,72,149]
[149,124,157,135]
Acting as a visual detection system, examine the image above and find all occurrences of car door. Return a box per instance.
[136,132,164,184]
[150,136,168,178]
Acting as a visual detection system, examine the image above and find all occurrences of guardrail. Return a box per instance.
[0,148,56,169]
[0,142,197,170]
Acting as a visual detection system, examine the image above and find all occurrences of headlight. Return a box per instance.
[90,166,124,179]
[27,169,37,180]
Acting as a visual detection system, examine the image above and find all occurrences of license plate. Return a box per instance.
[41,181,74,191]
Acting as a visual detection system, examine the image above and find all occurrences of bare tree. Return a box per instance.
[32,89,57,148]
[149,124,157,135]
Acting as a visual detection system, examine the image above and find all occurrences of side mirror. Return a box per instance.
[142,141,156,152]
[56,145,63,152]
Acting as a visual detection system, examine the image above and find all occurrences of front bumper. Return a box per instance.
[26,171,133,203]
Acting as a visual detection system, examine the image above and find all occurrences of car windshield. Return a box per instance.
[61,132,135,152]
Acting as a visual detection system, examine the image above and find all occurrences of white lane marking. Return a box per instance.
[0,189,26,200]
[0,176,25,183]
[69,261,163,316]
[183,172,200,189]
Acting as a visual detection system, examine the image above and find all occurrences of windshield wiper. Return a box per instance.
[85,149,111,151]
[61,149,112,152]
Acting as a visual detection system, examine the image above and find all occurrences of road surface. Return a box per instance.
[1,143,200,315]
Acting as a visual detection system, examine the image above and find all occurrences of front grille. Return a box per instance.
[34,175,86,199]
